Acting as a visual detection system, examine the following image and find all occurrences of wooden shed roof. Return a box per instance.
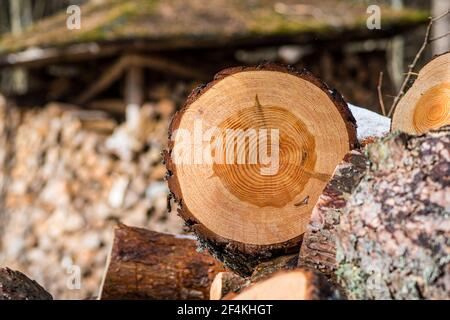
[0,0,428,66]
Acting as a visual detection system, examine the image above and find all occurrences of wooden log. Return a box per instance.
[164,63,357,276]
[0,267,52,300]
[336,127,450,300]
[298,150,367,279]
[99,223,224,300]
[210,272,248,300]
[230,269,342,300]
[392,52,449,134]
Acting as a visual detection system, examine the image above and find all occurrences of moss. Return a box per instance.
[247,9,333,36]
[0,1,430,54]
[335,263,368,299]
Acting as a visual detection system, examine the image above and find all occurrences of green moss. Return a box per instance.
[335,263,368,299]
[0,1,430,54]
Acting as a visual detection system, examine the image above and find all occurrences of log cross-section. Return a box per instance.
[392,52,450,134]
[164,63,357,276]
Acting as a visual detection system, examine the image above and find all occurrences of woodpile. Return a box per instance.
[0,60,448,300]
[0,93,185,299]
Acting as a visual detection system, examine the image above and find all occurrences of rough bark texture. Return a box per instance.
[299,150,368,279]
[164,63,357,277]
[0,267,53,300]
[250,253,299,283]
[231,268,343,300]
[100,223,224,300]
[336,127,450,300]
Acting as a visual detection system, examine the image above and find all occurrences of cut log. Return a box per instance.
[336,127,450,300]
[210,272,248,300]
[99,223,224,300]
[0,267,53,300]
[231,269,342,300]
[299,150,367,279]
[392,52,450,134]
[164,63,357,276]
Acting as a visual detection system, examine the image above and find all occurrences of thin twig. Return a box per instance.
[377,72,387,116]
[432,9,450,22]
[388,10,450,118]
[429,31,450,43]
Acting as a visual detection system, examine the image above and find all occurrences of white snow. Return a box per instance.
[348,103,391,141]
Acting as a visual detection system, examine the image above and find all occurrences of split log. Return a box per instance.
[210,272,248,300]
[99,223,224,300]
[230,269,342,300]
[298,150,367,279]
[0,267,53,300]
[336,127,450,300]
[392,52,449,134]
[164,63,357,276]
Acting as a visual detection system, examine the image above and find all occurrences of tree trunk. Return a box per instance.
[0,267,52,300]
[392,52,449,135]
[432,0,450,55]
[336,128,450,300]
[230,269,342,300]
[299,150,367,280]
[99,223,224,300]
[164,63,357,276]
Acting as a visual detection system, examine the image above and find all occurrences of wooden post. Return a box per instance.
[124,65,144,129]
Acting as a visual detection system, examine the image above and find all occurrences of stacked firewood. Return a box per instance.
[0,94,185,299]
[0,55,448,300]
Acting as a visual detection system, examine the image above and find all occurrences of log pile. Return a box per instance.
[0,61,448,300]
[0,92,185,299]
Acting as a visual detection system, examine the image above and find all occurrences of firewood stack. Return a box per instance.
[0,57,448,300]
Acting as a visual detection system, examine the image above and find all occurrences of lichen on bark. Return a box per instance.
[336,127,450,300]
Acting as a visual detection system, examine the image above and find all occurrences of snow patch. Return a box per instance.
[348,103,391,141]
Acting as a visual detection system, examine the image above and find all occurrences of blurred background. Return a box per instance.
[0,0,448,299]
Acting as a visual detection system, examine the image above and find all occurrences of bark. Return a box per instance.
[299,150,367,279]
[0,267,52,300]
[99,223,224,300]
[336,128,450,300]
[251,254,299,283]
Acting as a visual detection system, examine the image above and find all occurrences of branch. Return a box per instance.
[377,72,386,116]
